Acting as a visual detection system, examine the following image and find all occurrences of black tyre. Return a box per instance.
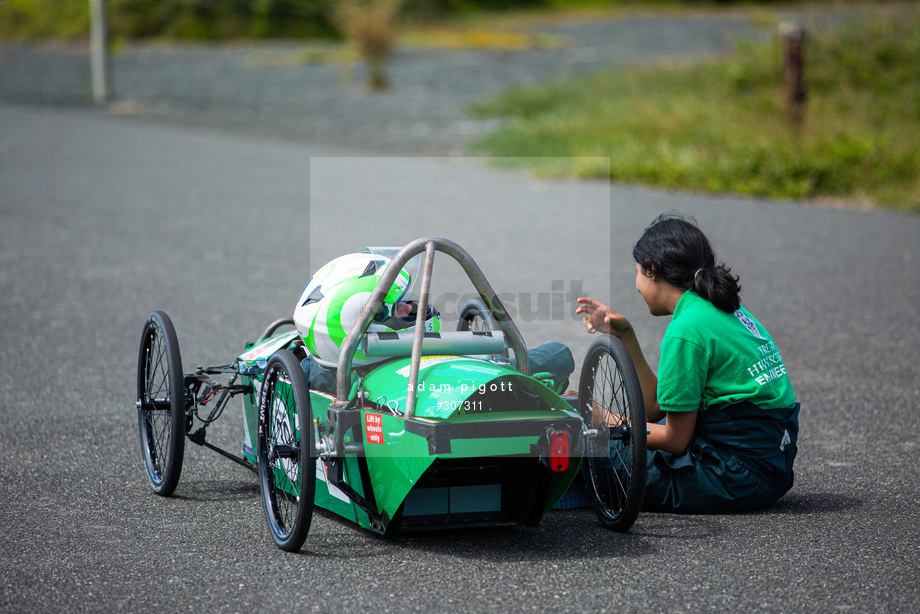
[137,311,186,496]
[457,298,509,359]
[257,350,316,551]
[578,335,647,532]
[457,297,497,332]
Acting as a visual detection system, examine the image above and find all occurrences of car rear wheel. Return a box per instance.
[578,335,647,532]
[257,350,316,551]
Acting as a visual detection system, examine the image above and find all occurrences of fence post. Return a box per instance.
[89,0,110,104]
[780,22,806,128]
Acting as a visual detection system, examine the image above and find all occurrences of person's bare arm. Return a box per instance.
[576,297,662,422]
[647,410,697,455]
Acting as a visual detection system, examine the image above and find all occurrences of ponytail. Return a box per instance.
[633,214,741,313]
[690,264,741,313]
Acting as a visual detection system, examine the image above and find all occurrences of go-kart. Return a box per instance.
[136,237,647,551]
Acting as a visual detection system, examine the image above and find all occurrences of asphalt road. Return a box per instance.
[1,95,919,614]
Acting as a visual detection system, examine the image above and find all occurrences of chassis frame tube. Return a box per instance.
[404,241,436,418]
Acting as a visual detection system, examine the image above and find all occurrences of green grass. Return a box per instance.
[468,7,920,212]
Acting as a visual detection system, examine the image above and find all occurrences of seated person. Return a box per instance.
[577,214,799,514]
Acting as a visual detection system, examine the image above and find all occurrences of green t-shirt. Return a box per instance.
[657,291,796,413]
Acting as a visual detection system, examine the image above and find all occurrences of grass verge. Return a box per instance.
[467,5,920,213]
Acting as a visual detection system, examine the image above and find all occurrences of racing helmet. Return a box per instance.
[293,252,441,368]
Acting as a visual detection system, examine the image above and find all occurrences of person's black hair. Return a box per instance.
[632,214,741,313]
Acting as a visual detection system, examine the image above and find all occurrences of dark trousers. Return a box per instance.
[643,402,800,513]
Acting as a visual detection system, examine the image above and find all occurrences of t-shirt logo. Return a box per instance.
[734,310,765,339]
[780,429,792,451]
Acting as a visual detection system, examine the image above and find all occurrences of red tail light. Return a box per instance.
[550,431,570,472]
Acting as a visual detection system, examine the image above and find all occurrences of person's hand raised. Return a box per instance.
[576,297,633,338]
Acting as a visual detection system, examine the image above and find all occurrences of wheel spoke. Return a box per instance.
[149,331,169,404]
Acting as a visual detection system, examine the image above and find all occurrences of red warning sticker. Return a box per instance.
[365,413,384,445]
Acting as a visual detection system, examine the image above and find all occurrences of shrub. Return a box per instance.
[332,0,404,90]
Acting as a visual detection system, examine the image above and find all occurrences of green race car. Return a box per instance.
[136,237,647,552]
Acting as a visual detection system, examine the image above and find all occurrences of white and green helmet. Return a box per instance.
[293,252,441,368]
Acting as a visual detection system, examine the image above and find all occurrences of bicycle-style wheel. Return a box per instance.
[578,335,646,532]
[457,297,509,359]
[257,350,316,551]
[137,311,186,496]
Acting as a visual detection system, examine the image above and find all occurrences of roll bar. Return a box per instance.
[334,237,530,417]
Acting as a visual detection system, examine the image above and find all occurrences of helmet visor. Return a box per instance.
[361,246,421,300]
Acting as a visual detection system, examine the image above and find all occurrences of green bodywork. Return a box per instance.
[239,334,583,534]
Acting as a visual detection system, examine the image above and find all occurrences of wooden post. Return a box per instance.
[89,0,110,104]
[781,23,806,128]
